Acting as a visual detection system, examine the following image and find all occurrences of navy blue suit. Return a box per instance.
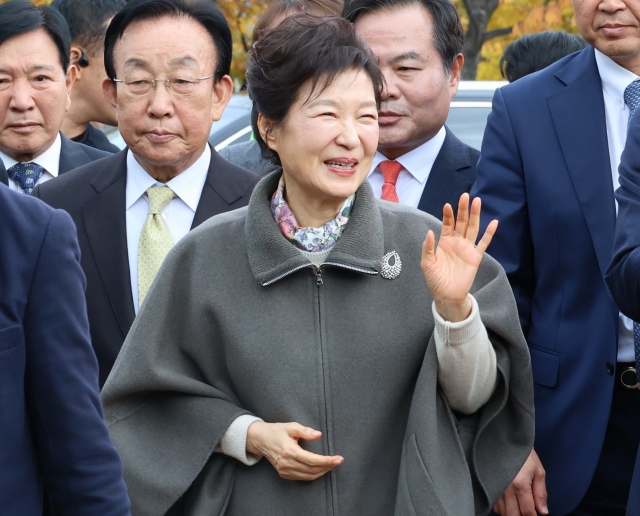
[606,109,640,516]
[471,47,626,514]
[0,184,130,515]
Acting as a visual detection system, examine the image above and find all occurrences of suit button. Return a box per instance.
[606,362,614,375]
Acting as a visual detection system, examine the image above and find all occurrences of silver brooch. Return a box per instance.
[381,251,402,280]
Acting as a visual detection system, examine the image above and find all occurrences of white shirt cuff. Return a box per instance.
[432,294,498,414]
[218,414,263,466]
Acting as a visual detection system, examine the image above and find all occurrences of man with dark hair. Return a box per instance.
[52,0,125,153]
[342,0,478,219]
[34,0,258,387]
[0,186,130,513]
[500,31,587,83]
[471,0,640,513]
[0,0,110,195]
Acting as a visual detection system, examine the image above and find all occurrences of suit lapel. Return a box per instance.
[417,129,474,217]
[547,47,616,280]
[58,134,92,174]
[191,147,247,229]
[81,151,135,336]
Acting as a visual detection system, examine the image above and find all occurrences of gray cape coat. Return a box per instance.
[101,172,534,516]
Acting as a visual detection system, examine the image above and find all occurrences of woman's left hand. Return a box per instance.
[421,193,498,322]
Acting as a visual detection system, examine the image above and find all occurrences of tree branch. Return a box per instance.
[482,26,513,43]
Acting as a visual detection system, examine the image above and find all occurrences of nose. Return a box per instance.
[335,118,360,150]
[599,0,627,13]
[380,70,400,102]
[146,80,175,119]
[8,79,36,112]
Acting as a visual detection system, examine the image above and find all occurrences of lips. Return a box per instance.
[324,157,358,177]
[8,122,40,133]
[146,131,175,143]
[378,112,404,125]
[600,23,633,36]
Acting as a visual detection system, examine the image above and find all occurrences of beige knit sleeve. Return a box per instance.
[432,295,497,414]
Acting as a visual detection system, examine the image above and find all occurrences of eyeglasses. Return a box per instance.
[113,71,215,96]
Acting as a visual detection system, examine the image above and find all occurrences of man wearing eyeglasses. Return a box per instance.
[33,0,259,387]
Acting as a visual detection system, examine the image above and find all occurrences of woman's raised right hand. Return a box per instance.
[246,421,344,481]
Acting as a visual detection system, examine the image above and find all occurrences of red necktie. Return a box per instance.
[379,160,403,203]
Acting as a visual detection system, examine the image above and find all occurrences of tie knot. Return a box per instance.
[146,185,174,214]
[7,162,46,194]
[625,80,640,120]
[379,160,403,186]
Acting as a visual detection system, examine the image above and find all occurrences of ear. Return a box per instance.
[65,65,77,112]
[70,46,83,78]
[210,74,234,122]
[449,53,464,96]
[103,77,118,115]
[257,113,279,153]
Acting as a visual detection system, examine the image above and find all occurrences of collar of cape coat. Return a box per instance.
[246,171,384,286]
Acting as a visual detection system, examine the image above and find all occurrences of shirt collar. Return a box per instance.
[595,49,640,111]
[125,145,211,211]
[0,133,61,176]
[369,126,447,183]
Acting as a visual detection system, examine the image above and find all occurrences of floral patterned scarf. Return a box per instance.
[270,176,355,252]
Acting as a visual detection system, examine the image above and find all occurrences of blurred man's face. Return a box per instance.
[573,0,640,72]
[0,29,74,161]
[354,5,463,160]
[71,38,116,126]
[103,16,233,178]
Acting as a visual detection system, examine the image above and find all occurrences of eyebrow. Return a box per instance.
[123,58,148,69]
[0,64,56,74]
[308,99,378,109]
[168,57,199,68]
[388,51,423,65]
[123,57,200,70]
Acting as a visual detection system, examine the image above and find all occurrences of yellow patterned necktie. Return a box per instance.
[138,185,175,307]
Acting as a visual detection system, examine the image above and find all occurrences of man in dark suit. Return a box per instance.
[0,2,111,196]
[343,0,477,218]
[470,0,640,513]
[52,0,125,153]
[34,0,258,387]
[0,183,130,515]
[607,107,640,516]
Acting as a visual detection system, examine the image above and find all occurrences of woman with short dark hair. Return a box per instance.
[102,16,534,516]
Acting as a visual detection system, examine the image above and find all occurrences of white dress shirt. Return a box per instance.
[126,145,210,312]
[595,50,639,362]
[367,126,446,208]
[0,133,61,192]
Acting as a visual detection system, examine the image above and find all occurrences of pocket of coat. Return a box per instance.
[0,325,22,353]
[405,434,448,515]
[529,346,560,387]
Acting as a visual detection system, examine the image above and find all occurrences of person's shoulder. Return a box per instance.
[211,148,260,190]
[63,136,112,161]
[377,198,441,233]
[84,125,121,154]
[0,186,72,243]
[43,151,122,190]
[172,206,248,257]
[500,47,592,100]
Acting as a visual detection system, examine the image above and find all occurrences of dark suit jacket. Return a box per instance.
[606,106,640,516]
[470,46,623,515]
[33,147,259,387]
[0,134,110,187]
[71,124,121,154]
[0,185,129,516]
[416,127,478,218]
